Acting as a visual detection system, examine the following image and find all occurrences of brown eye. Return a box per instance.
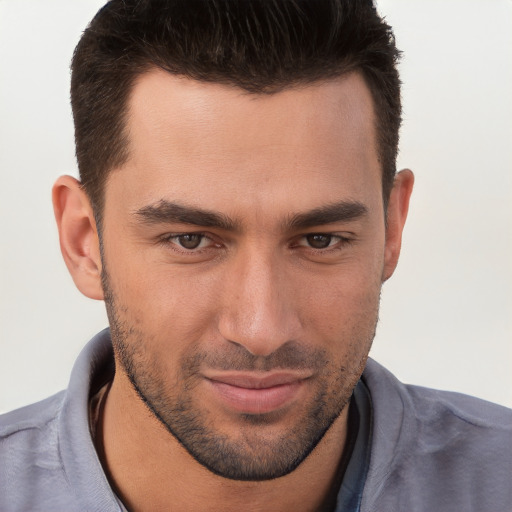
[177,234,204,249]
[306,234,333,249]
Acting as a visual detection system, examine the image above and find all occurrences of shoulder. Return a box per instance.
[0,391,65,467]
[0,331,120,512]
[364,357,512,431]
[361,359,512,512]
[0,392,80,511]
[0,391,65,437]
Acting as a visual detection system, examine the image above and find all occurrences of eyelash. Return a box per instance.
[158,232,353,255]
[294,233,353,251]
[158,232,218,252]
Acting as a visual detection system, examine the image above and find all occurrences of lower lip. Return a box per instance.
[207,380,303,415]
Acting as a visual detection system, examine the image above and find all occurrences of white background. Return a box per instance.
[0,0,511,413]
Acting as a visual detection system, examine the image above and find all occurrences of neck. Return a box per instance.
[98,370,350,512]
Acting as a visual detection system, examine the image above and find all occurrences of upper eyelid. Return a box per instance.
[158,231,354,245]
[297,234,346,243]
[162,233,221,252]
[295,232,353,241]
[161,231,211,240]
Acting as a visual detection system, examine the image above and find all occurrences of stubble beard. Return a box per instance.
[102,269,377,481]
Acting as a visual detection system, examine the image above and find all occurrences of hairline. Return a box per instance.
[91,65,392,234]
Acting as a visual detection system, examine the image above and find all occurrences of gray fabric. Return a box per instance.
[360,363,512,511]
[0,330,120,512]
[1,329,511,511]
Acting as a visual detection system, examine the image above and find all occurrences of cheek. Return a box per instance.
[296,257,383,352]
[107,255,222,347]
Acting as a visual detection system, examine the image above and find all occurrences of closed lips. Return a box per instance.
[204,372,311,414]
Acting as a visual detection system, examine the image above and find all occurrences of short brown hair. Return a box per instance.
[71,0,401,218]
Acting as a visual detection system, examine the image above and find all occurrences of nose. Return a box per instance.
[217,246,301,357]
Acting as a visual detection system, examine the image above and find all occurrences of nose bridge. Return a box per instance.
[218,243,299,356]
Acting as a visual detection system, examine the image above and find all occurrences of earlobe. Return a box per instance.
[52,175,104,300]
[382,169,414,282]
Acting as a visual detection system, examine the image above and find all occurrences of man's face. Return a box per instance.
[101,70,386,480]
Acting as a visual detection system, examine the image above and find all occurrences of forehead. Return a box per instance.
[106,69,382,222]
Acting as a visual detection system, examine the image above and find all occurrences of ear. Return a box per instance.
[52,175,104,300]
[382,169,414,282]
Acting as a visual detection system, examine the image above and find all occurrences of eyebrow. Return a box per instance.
[134,200,239,231]
[286,200,368,230]
[133,199,368,232]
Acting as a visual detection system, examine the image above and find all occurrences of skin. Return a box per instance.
[53,70,413,511]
